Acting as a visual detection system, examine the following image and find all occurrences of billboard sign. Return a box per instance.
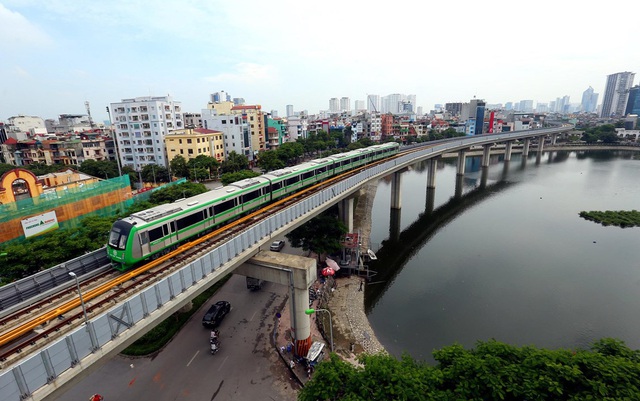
[21,211,59,238]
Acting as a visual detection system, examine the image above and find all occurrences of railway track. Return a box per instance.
[0,158,390,366]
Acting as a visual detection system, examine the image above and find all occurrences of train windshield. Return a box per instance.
[108,220,133,250]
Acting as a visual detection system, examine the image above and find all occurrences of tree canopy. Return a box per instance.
[285,210,347,258]
[300,338,640,401]
[220,151,250,174]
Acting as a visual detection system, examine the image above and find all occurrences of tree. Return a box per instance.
[220,151,249,174]
[187,155,220,181]
[220,169,260,185]
[121,165,138,190]
[79,160,120,179]
[299,338,640,401]
[256,150,285,172]
[25,162,65,176]
[169,155,190,178]
[276,142,304,165]
[141,164,170,183]
[285,210,347,259]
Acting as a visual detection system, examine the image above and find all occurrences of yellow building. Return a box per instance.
[165,127,225,163]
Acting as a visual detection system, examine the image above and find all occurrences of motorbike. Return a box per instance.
[210,330,220,355]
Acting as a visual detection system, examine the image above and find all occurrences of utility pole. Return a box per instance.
[106,106,123,177]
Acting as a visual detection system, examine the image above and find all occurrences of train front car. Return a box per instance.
[107,219,137,271]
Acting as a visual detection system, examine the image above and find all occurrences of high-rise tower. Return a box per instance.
[600,72,635,117]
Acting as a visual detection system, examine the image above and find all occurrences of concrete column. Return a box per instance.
[338,197,354,233]
[504,141,513,161]
[480,166,488,189]
[235,252,317,358]
[522,138,530,157]
[390,171,402,209]
[456,150,466,175]
[427,159,437,189]
[481,144,492,167]
[454,174,464,199]
[551,134,557,145]
[537,136,545,154]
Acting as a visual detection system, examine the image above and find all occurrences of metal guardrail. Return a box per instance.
[0,249,110,317]
[0,127,572,400]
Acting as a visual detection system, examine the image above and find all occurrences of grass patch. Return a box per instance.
[121,273,232,356]
[579,210,640,228]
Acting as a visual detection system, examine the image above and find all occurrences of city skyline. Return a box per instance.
[1,1,638,122]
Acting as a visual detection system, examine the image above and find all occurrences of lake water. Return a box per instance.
[365,150,640,363]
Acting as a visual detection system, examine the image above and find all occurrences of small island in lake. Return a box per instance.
[579,210,640,228]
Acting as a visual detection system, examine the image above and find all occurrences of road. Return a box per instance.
[54,274,300,401]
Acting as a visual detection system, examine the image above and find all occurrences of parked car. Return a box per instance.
[202,300,231,328]
[270,240,285,252]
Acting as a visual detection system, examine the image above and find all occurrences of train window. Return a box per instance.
[208,206,214,217]
[163,224,168,236]
[139,231,149,245]
[302,171,314,180]
[149,226,163,242]
[285,176,300,186]
[316,166,326,174]
[214,198,236,214]
[243,189,260,203]
[271,181,282,191]
[170,221,176,233]
[177,212,201,230]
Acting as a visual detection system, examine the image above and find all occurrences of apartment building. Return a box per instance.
[110,96,183,171]
[165,127,225,163]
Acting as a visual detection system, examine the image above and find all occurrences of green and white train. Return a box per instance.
[106,142,400,271]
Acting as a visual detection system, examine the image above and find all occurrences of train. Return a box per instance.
[106,142,400,271]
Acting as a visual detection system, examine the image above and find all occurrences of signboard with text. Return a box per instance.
[21,211,59,238]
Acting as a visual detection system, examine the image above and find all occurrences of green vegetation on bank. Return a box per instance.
[579,210,640,228]
[121,274,231,356]
[300,338,640,401]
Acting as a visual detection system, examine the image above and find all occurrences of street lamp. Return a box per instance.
[68,272,89,325]
[305,308,333,352]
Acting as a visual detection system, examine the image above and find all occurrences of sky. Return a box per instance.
[1,0,639,123]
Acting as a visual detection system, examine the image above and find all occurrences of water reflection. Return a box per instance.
[366,150,640,363]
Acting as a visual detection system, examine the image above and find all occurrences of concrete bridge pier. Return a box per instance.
[390,171,403,209]
[454,174,464,199]
[427,158,437,189]
[456,150,467,175]
[481,145,492,167]
[522,138,530,157]
[480,166,489,189]
[504,141,513,162]
[338,197,354,232]
[235,251,317,357]
[537,135,545,154]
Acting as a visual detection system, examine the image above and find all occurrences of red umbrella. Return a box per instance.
[322,267,335,276]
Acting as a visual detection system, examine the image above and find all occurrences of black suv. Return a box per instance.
[202,300,231,328]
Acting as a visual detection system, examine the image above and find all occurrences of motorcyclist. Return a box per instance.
[89,394,104,401]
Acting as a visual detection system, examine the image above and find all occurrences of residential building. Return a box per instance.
[624,86,640,116]
[354,100,365,112]
[110,95,183,171]
[340,97,351,114]
[183,112,202,128]
[201,108,251,162]
[600,71,635,117]
[329,98,340,113]
[211,91,231,103]
[367,94,381,113]
[265,115,287,149]
[445,103,463,117]
[6,115,47,141]
[286,104,294,117]
[231,105,265,160]
[285,115,308,141]
[165,127,225,163]
[581,86,599,113]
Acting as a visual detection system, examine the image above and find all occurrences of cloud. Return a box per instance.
[13,66,30,77]
[204,63,277,84]
[0,4,53,50]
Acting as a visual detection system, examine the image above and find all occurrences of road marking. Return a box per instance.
[217,356,229,371]
[187,350,199,367]
[250,311,257,322]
